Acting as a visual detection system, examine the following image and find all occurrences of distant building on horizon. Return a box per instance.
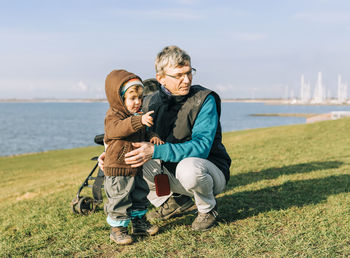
[300,74,311,103]
[337,75,348,104]
[297,72,349,104]
[311,72,325,104]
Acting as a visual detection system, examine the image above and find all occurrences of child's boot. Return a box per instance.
[110,226,133,245]
[132,215,159,236]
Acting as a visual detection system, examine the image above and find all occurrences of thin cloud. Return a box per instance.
[294,11,350,23]
[0,28,61,41]
[177,0,200,5]
[213,83,235,92]
[75,81,88,92]
[233,33,268,41]
[107,8,202,20]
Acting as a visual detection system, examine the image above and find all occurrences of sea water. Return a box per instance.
[221,102,350,131]
[1,102,350,156]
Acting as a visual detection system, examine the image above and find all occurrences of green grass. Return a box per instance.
[1,118,350,257]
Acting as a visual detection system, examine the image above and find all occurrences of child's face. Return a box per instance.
[124,89,142,113]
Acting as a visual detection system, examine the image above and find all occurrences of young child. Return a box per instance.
[103,69,163,245]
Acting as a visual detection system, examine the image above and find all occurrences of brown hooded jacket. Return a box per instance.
[103,69,145,176]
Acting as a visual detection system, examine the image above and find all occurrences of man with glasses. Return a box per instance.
[99,46,231,231]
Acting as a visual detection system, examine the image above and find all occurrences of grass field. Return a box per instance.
[1,118,350,257]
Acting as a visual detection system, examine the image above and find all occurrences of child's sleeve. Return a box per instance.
[105,112,144,139]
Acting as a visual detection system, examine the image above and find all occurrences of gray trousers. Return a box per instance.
[104,172,149,221]
[143,157,226,213]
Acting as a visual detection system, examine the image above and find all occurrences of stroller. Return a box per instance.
[70,78,161,215]
[71,133,106,215]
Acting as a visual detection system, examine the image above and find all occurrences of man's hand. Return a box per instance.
[124,142,154,167]
[98,152,106,171]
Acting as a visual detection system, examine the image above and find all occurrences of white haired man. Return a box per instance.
[99,46,231,231]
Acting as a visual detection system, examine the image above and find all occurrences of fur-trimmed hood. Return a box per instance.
[105,69,142,112]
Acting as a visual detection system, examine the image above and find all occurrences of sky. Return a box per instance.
[1,0,350,99]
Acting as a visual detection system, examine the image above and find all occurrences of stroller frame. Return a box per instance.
[71,134,105,215]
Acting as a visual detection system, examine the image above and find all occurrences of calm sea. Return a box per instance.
[1,102,350,157]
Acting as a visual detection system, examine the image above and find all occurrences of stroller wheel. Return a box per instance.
[77,196,95,215]
[71,197,80,214]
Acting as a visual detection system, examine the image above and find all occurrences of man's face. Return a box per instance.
[157,65,193,96]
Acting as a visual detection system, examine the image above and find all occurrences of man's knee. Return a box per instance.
[176,158,207,190]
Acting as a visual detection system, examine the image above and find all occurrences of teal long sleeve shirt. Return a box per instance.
[153,94,218,162]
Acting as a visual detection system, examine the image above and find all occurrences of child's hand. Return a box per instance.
[141,111,154,127]
[150,137,164,145]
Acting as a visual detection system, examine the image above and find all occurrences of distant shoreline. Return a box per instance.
[222,99,286,103]
[0,99,108,103]
[0,98,279,103]
[222,99,350,106]
[1,98,349,106]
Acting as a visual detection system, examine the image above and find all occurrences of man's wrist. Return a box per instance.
[148,143,155,159]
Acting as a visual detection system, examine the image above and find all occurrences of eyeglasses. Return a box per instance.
[165,68,196,80]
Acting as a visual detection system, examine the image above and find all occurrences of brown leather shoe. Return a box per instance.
[191,206,218,231]
[147,195,197,220]
[110,227,133,245]
[132,215,159,236]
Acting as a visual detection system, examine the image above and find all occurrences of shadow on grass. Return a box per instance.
[219,174,350,222]
[228,160,343,188]
[149,161,345,230]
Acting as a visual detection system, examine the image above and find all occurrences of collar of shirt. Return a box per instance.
[161,85,172,96]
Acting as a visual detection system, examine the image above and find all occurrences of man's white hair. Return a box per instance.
[155,46,191,75]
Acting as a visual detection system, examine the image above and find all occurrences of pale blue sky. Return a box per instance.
[1,0,350,99]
